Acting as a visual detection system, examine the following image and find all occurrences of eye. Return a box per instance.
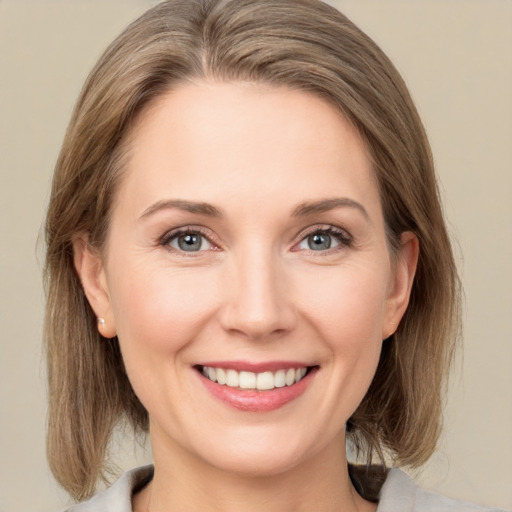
[165,230,213,252]
[299,232,339,251]
[296,227,351,252]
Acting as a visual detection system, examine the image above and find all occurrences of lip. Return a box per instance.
[195,362,318,412]
[196,360,311,373]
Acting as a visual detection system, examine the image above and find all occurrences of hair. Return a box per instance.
[44,0,461,502]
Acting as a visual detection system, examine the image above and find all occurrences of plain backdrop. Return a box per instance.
[0,1,511,510]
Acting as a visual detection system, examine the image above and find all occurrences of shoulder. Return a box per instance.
[378,468,509,512]
[62,465,154,512]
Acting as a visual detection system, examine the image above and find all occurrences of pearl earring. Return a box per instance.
[98,318,106,327]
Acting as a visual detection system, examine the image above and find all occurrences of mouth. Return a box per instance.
[198,365,310,390]
[195,362,318,412]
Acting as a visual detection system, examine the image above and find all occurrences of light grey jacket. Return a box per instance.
[65,465,508,512]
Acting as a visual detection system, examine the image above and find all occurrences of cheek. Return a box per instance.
[298,262,389,343]
[296,264,388,413]
[105,260,224,424]
[107,259,221,363]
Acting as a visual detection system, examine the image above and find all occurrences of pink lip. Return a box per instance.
[197,360,310,372]
[196,364,318,413]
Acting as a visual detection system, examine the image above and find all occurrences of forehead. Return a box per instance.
[115,81,380,220]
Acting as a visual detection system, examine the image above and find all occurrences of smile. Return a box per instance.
[196,363,318,412]
[201,366,308,391]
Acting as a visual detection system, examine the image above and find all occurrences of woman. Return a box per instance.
[43,0,505,510]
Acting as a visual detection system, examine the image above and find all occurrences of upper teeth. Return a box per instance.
[202,367,308,390]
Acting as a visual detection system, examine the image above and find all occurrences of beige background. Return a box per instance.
[0,0,511,510]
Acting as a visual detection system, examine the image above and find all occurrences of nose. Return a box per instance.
[219,248,296,341]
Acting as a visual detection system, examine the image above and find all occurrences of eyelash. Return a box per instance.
[159,225,353,254]
[159,226,218,253]
[294,225,353,254]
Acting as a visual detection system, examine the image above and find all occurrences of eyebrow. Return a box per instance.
[139,199,223,220]
[139,197,369,222]
[292,198,370,221]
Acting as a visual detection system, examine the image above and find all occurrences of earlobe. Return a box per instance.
[383,231,419,339]
[73,236,117,338]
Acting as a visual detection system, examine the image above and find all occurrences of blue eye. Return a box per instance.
[297,227,351,252]
[306,232,338,250]
[167,231,212,252]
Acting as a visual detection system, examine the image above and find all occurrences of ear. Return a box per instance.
[382,231,419,339]
[73,236,117,338]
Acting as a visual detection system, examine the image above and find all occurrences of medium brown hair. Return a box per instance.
[44,0,461,501]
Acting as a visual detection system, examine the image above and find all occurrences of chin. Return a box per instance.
[188,422,333,478]
[202,446,308,478]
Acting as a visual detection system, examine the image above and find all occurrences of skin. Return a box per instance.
[75,81,418,512]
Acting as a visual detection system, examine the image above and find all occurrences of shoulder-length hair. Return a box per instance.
[44,0,461,501]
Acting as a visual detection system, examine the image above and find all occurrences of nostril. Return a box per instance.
[218,272,297,339]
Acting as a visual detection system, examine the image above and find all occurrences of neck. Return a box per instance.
[136,426,376,512]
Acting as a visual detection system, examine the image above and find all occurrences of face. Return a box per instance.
[78,81,416,477]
